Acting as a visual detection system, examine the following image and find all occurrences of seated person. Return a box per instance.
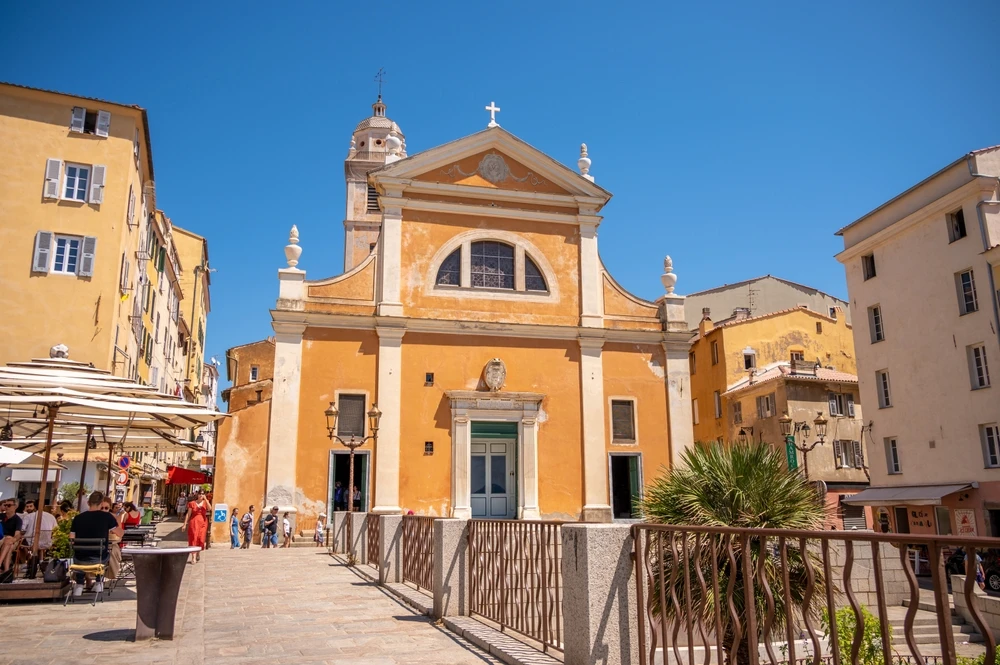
[20,500,57,551]
[69,491,124,595]
[0,499,23,572]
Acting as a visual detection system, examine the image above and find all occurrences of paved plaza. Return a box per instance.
[0,524,499,665]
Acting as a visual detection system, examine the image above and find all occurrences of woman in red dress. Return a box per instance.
[182,490,210,563]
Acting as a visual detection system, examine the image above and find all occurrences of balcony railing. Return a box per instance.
[468,519,564,653]
[402,515,435,593]
[631,523,1000,665]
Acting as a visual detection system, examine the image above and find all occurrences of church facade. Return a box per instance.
[215,98,694,532]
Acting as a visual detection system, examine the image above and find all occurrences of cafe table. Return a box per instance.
[120,546,200,640]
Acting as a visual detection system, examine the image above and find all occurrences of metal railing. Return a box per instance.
[367,514,380,570]
[468,519,564,652]
[632,523,1000,665]
[402,515,436,592]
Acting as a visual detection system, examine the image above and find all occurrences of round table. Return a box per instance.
[121,546,200,640]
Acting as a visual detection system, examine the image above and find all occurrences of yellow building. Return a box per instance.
[0,82,154,375]
[689,305,856,443]
[172,227,212,403]
[213,98,695,535]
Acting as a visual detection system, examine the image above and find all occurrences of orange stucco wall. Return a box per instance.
[399,211,581,325]
[307,255,376,301]
[210,399,270,544]
[294,328,379,531]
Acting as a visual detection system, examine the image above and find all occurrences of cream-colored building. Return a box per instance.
[684,275,851,330]
[837,146,1000,537]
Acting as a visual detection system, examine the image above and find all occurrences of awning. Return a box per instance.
[166,465,207,485]
[842,483,973,506]
[11,469,59,483]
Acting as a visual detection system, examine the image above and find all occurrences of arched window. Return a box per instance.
[471,241,514,290]
[436,248,461,286]
[524,256,547,292]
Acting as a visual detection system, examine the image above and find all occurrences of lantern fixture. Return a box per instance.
[778,412,793,437]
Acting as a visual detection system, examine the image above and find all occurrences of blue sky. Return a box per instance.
[3,2,998,388]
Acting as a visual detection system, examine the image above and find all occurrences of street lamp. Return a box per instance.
[782,410,827,480]
[737,426,754,445]
[325,401,381,565]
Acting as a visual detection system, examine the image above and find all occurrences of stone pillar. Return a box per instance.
[265,318,306,532]
[579,336,612,522]
[578,221,603,328]
[379,514,403,584]
[331,512,347,553]
[562,523,638,665]
[432,518,469,619]
[349,512,368,564]
[451,415,472,519]
[519,416,540,519]
[373,326,405,514]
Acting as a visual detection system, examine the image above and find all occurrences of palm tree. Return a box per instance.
[639,441,827,665]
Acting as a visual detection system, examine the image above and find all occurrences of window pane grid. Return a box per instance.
[961,271,978,313]
[470,241,514,290]
[64,165,89,201]
[52,236,80,274]
[611,400,635,441]
[436,248,461,286]
[973,346,991,388]
[524,257,546,292]
[985,426,1000,468]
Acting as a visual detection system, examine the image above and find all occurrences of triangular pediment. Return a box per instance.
[371,127,611,204]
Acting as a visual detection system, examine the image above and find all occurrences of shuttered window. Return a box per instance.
[337,394,366,438]
[366,185,380,212]
[611,400,636,442]
[842,504,866,530]
[43,159,62,199]
[31,231,53,273]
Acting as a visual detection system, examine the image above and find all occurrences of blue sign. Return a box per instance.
[214,508,228,523]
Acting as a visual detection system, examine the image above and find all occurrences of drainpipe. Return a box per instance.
[965,154,1000,351]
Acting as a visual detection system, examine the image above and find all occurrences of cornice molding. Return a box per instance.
[388,197,589,226]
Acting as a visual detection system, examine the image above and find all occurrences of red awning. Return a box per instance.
[166,465,207,485]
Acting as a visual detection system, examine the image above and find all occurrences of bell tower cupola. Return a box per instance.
[343,94,406,272]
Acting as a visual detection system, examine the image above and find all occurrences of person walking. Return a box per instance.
[230,506,240,549]
[182,490,210,564]
[175,492,187,518]
[261,507,278,549]
[282,512,292,548]
[240,506,254,549]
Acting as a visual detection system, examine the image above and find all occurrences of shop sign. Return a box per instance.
[956,509,977,536]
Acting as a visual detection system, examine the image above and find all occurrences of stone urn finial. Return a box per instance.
[661,255,677,295]
[285,225,302,268]
[578,143,594,182]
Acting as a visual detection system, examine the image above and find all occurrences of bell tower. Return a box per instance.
[343,96,406,272]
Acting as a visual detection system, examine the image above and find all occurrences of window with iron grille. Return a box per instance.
[366,185,380,212]
[470,241,514,290]
[611,400,636,442]
[337,394,366,438]
[436,249,461,286]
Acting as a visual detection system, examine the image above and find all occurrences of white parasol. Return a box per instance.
[0,346,227,557]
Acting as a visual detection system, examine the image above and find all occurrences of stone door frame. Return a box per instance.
[447,390,544,520]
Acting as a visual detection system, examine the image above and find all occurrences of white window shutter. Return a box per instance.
[43,159,62,199]
[128,188,136,225]
[96,110,111,137]
[119,253,130,292]
[133,128,140,161]
[79,236,98,276]
[847,394,855,418]
[832,440,843,468]
[828,393,838,416]
[89,164,106,204]
[31,231,53,273]
[853,441,864,469]
[70,107,86,132]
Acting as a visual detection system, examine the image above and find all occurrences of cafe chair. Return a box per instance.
[65,538,107,606]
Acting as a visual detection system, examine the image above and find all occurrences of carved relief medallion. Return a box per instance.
[484,358,507,392]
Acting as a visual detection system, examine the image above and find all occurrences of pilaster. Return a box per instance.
[664,336,695,468]
[377,190,404,317]
[579,222,603,328]
[519,417,541,520]
[451,415,472,519]
[266,320,306,525]
[579,336,612,522]
[373,324,405,514]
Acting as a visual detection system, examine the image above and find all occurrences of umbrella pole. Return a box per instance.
[77,425,93,512]
[106,443,115,496]
[31,405,58,559]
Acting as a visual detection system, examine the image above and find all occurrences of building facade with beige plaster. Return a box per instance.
[213,99,695,536]
[0,82,213,505]
[837,146,1000,537]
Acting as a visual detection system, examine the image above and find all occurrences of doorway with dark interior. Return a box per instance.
[609,454,641,520]
[329,450,369,514]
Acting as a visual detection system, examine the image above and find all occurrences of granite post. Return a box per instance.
[432,518,469,619]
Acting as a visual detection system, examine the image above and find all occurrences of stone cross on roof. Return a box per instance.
[485,101,500,128]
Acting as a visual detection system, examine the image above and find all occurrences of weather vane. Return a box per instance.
[375,67,386,101]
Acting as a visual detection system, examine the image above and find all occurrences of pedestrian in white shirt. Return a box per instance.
[282,513,292,548]
[20,500,57,550]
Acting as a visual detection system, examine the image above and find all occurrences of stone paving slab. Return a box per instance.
[0,524,502,665]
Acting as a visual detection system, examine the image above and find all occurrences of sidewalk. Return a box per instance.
[0,526,500,665]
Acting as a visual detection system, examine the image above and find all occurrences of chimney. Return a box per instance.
[732,307,751,321]
[698,308,714,335]
[701,307,711,321]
